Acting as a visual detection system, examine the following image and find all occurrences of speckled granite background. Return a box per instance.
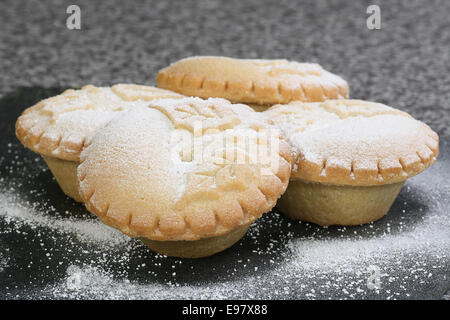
[0,0,449,137]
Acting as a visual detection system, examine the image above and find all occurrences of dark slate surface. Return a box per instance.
[0,0,449,137]
[0,0,449,300]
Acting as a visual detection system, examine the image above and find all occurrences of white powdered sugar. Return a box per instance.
[17,85,183,160]
[284,215,450,273]
[265,101,438,175]
[1,135,448,299]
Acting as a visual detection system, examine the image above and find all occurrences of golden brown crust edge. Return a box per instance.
[156,69,349,105]
[290,122,439,186]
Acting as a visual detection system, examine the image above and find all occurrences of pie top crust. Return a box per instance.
[15,84,183,162]
[77,97,292,241]
[265,100,439,186]
[156,56,349,106]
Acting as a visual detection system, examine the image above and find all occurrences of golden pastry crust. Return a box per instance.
[156,56,349,105]
[15,84,183,162]
[265,99,439,186]
[77,98,292,241]
[140,224,250,258]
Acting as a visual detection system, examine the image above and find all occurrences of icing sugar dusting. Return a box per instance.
[17,85,183,160]
[1,139,449,300]
[284,215,450,273]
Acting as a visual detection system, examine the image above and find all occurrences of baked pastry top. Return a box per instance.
[77,97,292,241]
[265,99,439,186]
[15,84,183,162]
[156,56,349,105]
